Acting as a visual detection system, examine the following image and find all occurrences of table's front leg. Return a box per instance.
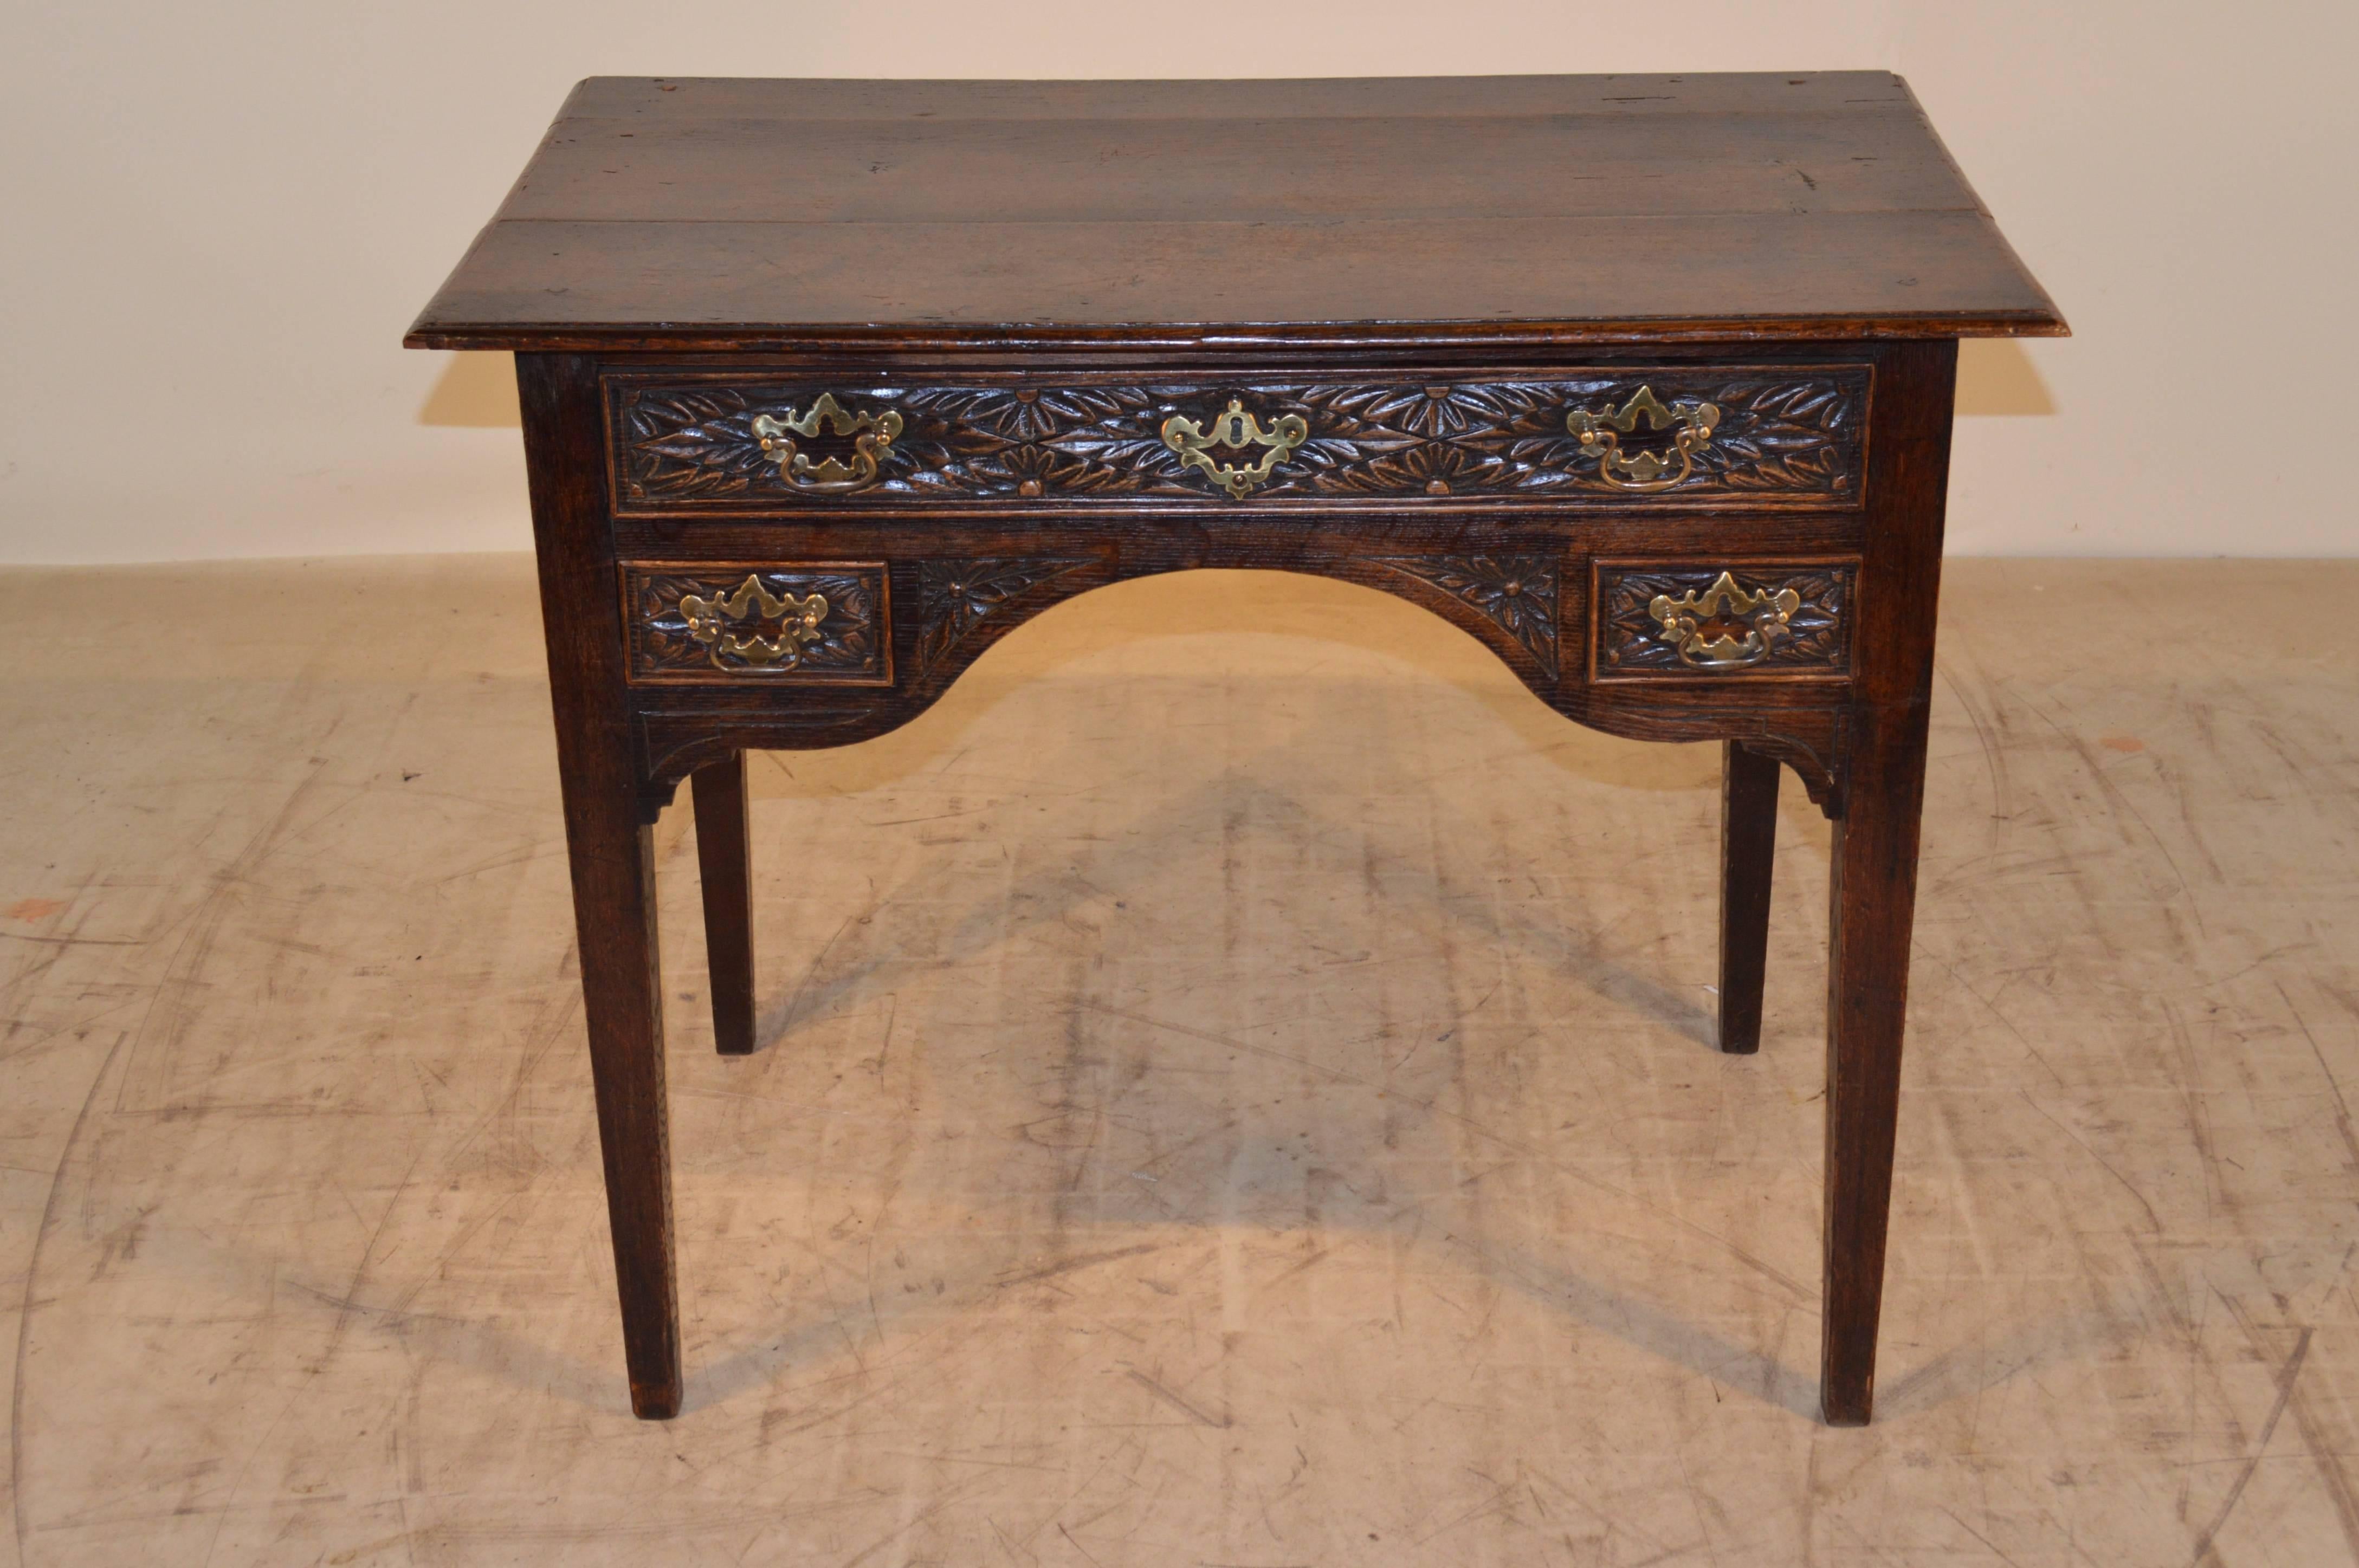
[555,788,682,1420]
[520,353,682,1420]
[1818,338,1956,1425]
[1819,696,1933,1424]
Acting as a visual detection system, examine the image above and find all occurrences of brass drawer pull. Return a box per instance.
[677,574,830,670]
[750,393,903,495]
[1161,398,1309,499]
[1647,571,1801,670]
[1568,386,1720,492]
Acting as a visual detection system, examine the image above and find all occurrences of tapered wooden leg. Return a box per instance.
[566,810,683,1419]
[1817,336,1957,1427]
[692,753,758,1056]
[519,352,682,1421]
[1718,742,1781,1055]
[1819,702,1935,1427]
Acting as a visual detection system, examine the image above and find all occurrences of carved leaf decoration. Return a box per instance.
[631,568,887,681]
[614,372,1865,505]
[622,390,779,500]
[918,558,1097,671]
[1597,565,1853,677]
[1700,380,1863,493]
[1318,381,1544,438]
[1375,555,1561,677]
[1308,440,1523,495]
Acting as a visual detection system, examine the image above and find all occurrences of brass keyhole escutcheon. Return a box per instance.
[1160,398,1310,499]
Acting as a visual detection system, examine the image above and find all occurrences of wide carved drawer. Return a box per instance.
[1590,559,1858,682]
[605,367,1870,514]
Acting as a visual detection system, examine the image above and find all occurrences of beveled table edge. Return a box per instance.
[403,312,2071,355]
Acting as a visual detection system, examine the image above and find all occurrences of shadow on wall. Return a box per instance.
[413,340,2058,428]
[418,352,521,426]
[1954,338,2056,415]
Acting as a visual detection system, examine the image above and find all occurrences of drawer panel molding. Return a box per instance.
[609,369,1868,510]
[1593,560,1856,680]
[625,563,891,684]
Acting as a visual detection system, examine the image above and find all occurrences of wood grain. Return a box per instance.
[1718,741,1782,1056]
[406,74,2065,352]
[1819,338,1957,1426]
[518,352,682,1420]
[691,754,758,1058]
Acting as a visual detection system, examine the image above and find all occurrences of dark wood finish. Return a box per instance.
[1593,560,1857,681]
[624,563,892,684]
[691,754,758,1058]
[416,77,2059,1428]
[607,367,1869,510]
[407,75,2062,353]
[517,352,681,1420]
[1717,742,1782,1057]
[1376,556,1561,677]
[1819,338,1956,1424]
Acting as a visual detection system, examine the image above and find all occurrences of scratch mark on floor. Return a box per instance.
[9,1027,134,1565]
[1123,1370,1231,1430]
[994,1243,1162,1289]
[2185,1320,2311,1566]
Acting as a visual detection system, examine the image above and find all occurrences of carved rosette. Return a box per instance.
[626,565,891,684]
[609,370,1867,508]
[1593,562,1854,679]
[917,558,1097,672]
[1376,555,1561,677]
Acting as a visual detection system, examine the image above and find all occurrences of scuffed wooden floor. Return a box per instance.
[2,558,2355,1566]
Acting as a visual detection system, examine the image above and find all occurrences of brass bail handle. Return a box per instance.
[1646,571,1801,670]
[752,393,904,495]
[1567,386,1721,493]
[677,574,830,671]
[1161,398,1310,499]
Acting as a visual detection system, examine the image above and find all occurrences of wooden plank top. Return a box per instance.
[406,73,2064,352]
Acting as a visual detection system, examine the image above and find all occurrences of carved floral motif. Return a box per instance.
[1595,563,1853,679]
[1375,555,1561,676]
[610,370,1867,506]
[917,558,1097,672]
[627,566,889,683]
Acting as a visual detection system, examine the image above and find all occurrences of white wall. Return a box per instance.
[3,1,2350,563]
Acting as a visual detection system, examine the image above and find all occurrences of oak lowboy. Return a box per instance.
[408,72,2064,1431]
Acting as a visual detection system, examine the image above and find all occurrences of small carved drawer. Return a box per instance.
[605,367,1870,513]
[1591,560,1858,682]
[624,563,891,685]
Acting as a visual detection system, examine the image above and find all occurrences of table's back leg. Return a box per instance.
[691,753,759,1055]
[519,352,683,1421]
[1717,741,1781,1054]
[1818,338,1956,1427]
